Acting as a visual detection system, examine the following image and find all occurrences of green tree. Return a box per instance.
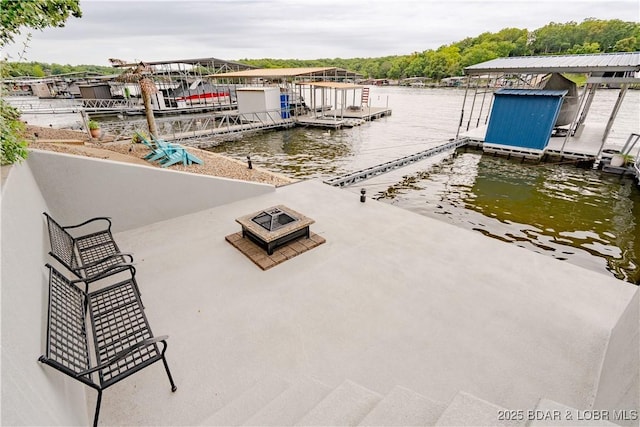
[613,36,638,52]
[460,43,498,69]
[581,18,637,52]
[387,56,411,79]
[531,21,580,53]
[32,63,45,77]
[0,100,28,165]
[425,46,461,80]
[0,0,82,165]
[0,0,82,46]
[568,41,601,54]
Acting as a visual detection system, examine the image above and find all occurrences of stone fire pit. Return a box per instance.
[235,205,315,255]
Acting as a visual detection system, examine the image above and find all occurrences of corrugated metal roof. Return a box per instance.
[297,81,363,89]
[209,67,360,79]
[495,89,568,97]
[465,52,640,75]
[112,57,255,69]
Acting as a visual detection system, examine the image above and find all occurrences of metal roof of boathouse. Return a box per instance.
[493,89,569,97]
[111,57,256,70]
[464,52,640,74]
[210,67,362,80]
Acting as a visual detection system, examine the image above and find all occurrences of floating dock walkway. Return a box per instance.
[324,138,469,187]
[296,106,392,129]
[98,110,295,145]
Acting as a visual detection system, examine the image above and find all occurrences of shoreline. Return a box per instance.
[21,125,296,187]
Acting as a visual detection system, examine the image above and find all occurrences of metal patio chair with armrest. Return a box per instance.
[43,212,140,296]
[39,264,177,427]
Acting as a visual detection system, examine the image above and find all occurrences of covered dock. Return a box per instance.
[211,67,391,129]
[111,57,256,113]
[294,81,391,129]
[458,52,640,162]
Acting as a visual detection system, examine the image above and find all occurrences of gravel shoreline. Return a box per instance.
[22,125,295,187]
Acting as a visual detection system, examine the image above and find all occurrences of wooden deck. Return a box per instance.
[294,106,392,129]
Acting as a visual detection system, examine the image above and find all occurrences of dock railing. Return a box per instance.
[7,98,141,114]
[97,109,294,145]
[6,98,83,114]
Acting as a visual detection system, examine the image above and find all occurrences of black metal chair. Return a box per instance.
[39,264,177,427]
[43,212,139,295]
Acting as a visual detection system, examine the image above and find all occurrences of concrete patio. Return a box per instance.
[2,150,638,426]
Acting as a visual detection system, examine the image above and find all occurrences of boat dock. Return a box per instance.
[461,122,610,160]
[98,110,295,145]
[295,106,392,129]
[324,138,468,187]
[458,52,640,170]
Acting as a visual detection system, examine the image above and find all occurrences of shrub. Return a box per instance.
[0,100,28,165]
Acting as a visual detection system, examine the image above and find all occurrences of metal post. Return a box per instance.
[475,79,490,128]
[559,83,590,153]
[465,80,479,131]
[456,76,472,139]
[601,84,629,144]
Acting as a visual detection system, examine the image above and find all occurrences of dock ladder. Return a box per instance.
[361,88,370,108]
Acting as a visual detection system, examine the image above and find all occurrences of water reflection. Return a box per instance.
[376,151,640,284]
[209,127,354,179]
[205,86,639,284]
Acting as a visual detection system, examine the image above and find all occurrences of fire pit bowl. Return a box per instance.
[251,208,296,232]
[235,205,315,255]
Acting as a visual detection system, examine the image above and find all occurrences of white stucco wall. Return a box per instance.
[26,149,276,233]
[1,151,277,426]
[593,289,640,426]
[1,161,89,426]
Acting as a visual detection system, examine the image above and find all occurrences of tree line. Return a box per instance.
[240,18,639,80]
[3,18,639,82]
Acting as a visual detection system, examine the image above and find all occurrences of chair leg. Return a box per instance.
[93,390,102,427]
[159,341,177,392]
[131,276,144,308]
[163,356,178,392]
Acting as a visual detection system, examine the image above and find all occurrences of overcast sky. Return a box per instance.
[3,0,639,66]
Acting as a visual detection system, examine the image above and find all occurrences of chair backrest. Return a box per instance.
[156,139,178,151]
[41,265,93,383]
[134,132,155,149]
[43,213,79,271]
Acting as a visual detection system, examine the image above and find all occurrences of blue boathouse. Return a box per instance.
[484,89,567,153]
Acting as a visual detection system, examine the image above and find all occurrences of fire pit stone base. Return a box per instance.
[235,205,315,255]
[225,231,325,270]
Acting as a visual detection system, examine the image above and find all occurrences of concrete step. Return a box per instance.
[243,376,332,426]
[436,391,525,426]
[528,398,619,426]
[358,385,447,426]
[201,375,290,426]
[295,380,382,426]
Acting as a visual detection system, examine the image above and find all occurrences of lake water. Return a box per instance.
[210,86,640,284]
